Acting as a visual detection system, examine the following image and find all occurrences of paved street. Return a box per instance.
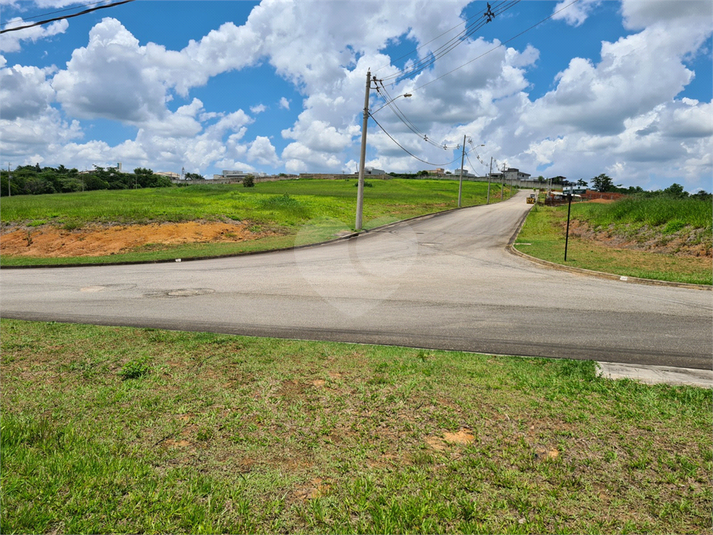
[2,190,711,369]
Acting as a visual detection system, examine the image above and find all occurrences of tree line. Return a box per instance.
[534,173,711,200]
[0,165,174,197]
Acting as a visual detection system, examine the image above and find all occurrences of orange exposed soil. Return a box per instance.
[1,221,274,257]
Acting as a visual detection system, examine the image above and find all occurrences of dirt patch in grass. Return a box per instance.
[568,220,712,258]
[0,220,277,258]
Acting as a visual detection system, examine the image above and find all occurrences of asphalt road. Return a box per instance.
[2,190,711,369]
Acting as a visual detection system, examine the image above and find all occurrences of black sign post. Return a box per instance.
[563,180,573,261]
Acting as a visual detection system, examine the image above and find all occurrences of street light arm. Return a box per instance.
[371,93,412,114]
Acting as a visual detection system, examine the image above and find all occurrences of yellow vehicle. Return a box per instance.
[526,193,537,204]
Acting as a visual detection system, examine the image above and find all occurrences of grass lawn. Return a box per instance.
[2,320,711,534]
[1,178,511,266]
[515,204,712,285]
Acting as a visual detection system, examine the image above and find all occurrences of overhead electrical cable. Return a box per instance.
[381,0,521,83]
[465,153,490,177]
[381,0,517,82]
[11,1,108,22]
[375,0,509,75]
[0,0,136,34]
[414,0,582,91]
[375,82,456,151]
[369,113,463,167]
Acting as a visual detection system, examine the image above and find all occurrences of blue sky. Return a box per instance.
[1,0,711,191]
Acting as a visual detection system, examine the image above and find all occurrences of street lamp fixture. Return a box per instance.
[371,93,412,115]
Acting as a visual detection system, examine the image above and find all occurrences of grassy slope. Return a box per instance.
[1,179,509,266]
[0,179,506,227]
[2,320,711,534]
[515,199,712,285]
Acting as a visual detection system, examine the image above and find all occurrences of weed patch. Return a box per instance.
[119,355,152,380]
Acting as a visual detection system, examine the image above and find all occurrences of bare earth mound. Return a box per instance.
[1,221,272,257]
[568,220,712,258]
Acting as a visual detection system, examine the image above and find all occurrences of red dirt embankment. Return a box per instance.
[1,221,271,257]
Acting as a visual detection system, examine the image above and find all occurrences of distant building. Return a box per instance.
[454,168,476,178]
[155,171,181,180]
[219,170,248,180]
[502,168,531,181]
[365,167,386,176]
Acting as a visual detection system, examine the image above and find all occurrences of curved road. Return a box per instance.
[2,191,711,369]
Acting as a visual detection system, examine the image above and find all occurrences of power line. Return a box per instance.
[414,0,582,91]
[366,0,582,172]
[381,0,521,83]
[375,0,509,75]
[381,1,516,82]
[375,82,457,151]
[10,1,108,22]
[369,113,463,167]
[0,0,136,34]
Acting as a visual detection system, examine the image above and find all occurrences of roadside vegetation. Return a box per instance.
[1,178,509,266]
[2,319,710,534]
[516,193,712,285]
[0,165,173,196]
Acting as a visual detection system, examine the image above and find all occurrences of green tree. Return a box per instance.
[24,176,55,194]
[84,175,110,191]
[591,174,615,192]
[663,183,687,198]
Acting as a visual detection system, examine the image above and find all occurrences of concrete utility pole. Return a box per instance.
[355,69,372,231]
[486,156,493,204]
[500,165,505,201]
[457,134,467,208]
[7,163,11,197]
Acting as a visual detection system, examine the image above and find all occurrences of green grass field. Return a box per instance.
[2,320,711,534]
[0,178,507,228]
[1,178,511,266]
[515,198,712,285]
[573,195,712,230]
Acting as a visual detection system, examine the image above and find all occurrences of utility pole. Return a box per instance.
[355,69,372,231]
[486,156,493,204]
[500,166,504,201]
[7,163,10,197]
[457,135,467,208]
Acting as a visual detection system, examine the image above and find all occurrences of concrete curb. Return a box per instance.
[509,244,711,291]
[597,361,713,388]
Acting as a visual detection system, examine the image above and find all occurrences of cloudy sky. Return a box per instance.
[1,0,711,191]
